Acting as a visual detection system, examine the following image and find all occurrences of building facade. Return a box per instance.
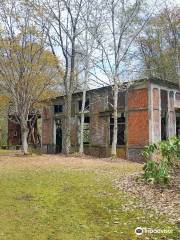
[41,78,180,161]
[8,116,40,147]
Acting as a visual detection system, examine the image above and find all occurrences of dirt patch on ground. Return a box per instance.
[115,173,180,224]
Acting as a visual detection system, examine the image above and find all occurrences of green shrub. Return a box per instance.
[142,143,158,158]
[159,137,180,165]
[142,137,180,185]
[143,160,170,184]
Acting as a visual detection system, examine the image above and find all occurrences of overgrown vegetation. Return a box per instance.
[142,137,180,185]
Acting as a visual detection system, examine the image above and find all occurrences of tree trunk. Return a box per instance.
[21,125,28,155]
[111,84,118,157]
[63,35,75,155]
[79,89,86,154]
[64,94,72,154]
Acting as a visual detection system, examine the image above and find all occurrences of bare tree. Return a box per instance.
[164,3,180,87]
[0,0,59,154]
[92,0,152,157]
[31,0,88,154]
[77,0,101,154]
[137,3,180,86]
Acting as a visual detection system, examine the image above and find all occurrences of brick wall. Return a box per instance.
[8,121,21,145]
[41,87,150,160]
[128,88,148,109]
[128,88,149,145]
[41,87,148,160]
[128,111,149,146]
[127,88,149,161]
[8,117,39,146]
[90,115,107,146]
[89,91,108,146]
[42,106,53,145]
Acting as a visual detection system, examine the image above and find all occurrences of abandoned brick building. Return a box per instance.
[41,78,180,160]
[8,115,41,147]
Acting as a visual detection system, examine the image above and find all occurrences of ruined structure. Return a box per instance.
[7,78,180,160]
[8,115,41,147]
[41,78,180,161]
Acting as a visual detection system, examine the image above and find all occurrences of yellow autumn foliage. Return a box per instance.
[0,29,63,112]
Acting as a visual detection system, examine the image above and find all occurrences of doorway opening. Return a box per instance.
[161,111,167,140]
[161,90,168,141]
[55,119,62,153]
[176,110,180,137]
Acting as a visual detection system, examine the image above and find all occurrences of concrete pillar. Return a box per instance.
[168,91,176,138]
[152,87,161,142]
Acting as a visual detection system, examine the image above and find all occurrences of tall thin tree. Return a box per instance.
[92,0,152,157]
[31,0,86,154]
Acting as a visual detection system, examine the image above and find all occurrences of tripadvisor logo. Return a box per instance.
[135,227,173,235]
[135,227,143,235]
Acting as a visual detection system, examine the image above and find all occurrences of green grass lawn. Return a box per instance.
[0,155,178,240]
[0,149,18,154]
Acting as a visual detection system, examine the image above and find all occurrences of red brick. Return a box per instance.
[42,107,53,144]
[128,88,148,109]
[128,111,149,146]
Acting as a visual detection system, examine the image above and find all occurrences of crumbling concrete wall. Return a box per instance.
[152,87,161,142]
[151,85,178,142]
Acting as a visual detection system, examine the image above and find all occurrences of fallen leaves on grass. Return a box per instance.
[115,173,180,224]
